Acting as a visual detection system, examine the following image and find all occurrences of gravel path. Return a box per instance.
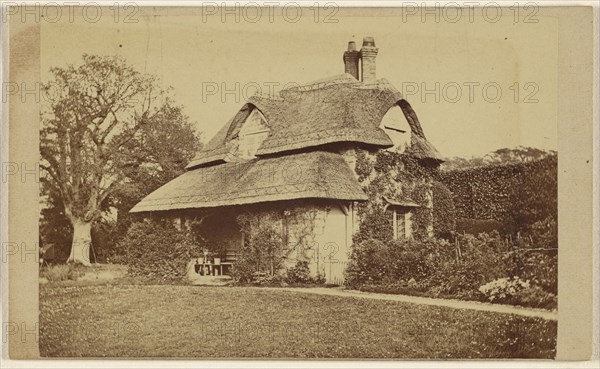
[276,287,558,321]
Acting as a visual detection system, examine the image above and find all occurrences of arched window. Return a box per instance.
[238,109,269,159]
[380,105,411,152]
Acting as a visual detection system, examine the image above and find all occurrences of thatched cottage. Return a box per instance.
[131,37,443,283]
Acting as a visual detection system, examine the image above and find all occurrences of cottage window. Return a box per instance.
[381,106,411,152]
[238,109,269,159]
[396,211,406,239]
[391,208,413,240]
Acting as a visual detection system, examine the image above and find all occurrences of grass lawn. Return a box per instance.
[40,283,556,359]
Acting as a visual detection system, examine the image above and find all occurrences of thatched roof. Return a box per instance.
[132,76,444,214]
[186,74,442,169]
[131,151,368,213]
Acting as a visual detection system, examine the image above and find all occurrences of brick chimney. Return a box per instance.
[360,36,378,83]
[343,41,360,80]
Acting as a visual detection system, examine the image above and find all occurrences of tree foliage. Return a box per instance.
[442,146,556,171]
[40,54,200,264]
[41,55,160,223]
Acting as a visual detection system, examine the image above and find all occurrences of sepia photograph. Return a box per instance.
[1,2,597,364]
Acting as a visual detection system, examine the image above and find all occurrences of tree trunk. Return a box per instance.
[68,219,92,266]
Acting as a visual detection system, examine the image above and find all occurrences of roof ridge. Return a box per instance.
[282,73,360,92]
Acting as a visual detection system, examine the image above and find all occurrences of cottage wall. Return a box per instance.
[284,204,351,284]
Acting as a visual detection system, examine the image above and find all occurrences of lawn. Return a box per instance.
[39,281,556,359]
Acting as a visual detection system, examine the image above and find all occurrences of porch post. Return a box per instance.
[392,209,398,240]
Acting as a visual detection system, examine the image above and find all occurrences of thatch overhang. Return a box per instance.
[186,74,443,169]
[131,151,368,213]
[383,196,421,211]
[406,134,445,162]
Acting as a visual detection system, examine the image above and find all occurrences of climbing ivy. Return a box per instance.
[232,203,327,283]
[353,149,440,242]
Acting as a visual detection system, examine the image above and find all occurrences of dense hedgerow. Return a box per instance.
[439,156,557,235]
[431,180,456,239]
[346,232,557,309]
[118,219,198,281]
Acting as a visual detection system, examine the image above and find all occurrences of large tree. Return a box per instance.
[40,54,199,265]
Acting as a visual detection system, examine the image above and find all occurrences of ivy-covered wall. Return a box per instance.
[349,148,440,242]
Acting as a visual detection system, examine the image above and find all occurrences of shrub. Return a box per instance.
[285,260,326,285]
[286,260,312,284]
[118,219,198,281]
[91,219,120,263]
[40,263,86,281]
[233,211,286,282]
[252,272,285,286]
[512,285,557,310]
[479,277,557,309]
[516,252,558,294]
[345,239,388,287]
[526,216,557,249]
[479,277,531,302]
[346,232,557,309]
[229,256,258,284]
[381,238,435,283]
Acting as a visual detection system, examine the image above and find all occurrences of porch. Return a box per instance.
[170,200,357,284]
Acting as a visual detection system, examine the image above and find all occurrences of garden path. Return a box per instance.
[276,287,558,321]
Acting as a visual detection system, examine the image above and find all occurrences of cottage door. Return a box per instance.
[319,206,351,285]
[322,242,348,285]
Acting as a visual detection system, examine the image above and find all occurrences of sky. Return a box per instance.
[41,6,558,158]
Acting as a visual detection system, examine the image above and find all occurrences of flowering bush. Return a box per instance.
[479,277,530,302]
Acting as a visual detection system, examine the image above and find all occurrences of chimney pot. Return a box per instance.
[343,40,360,80]
[362,36,376,47]
[360,36,379,83]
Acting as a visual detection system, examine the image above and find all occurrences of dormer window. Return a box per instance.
[381,105,411,152]
[238,109,269,159]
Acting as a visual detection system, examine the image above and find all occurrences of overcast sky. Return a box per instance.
[41,7,558,158]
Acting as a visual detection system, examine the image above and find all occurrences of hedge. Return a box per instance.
[431,180,456,239]
[118,219,198,281]
[455,218,510,236]
[439,156,557,234]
